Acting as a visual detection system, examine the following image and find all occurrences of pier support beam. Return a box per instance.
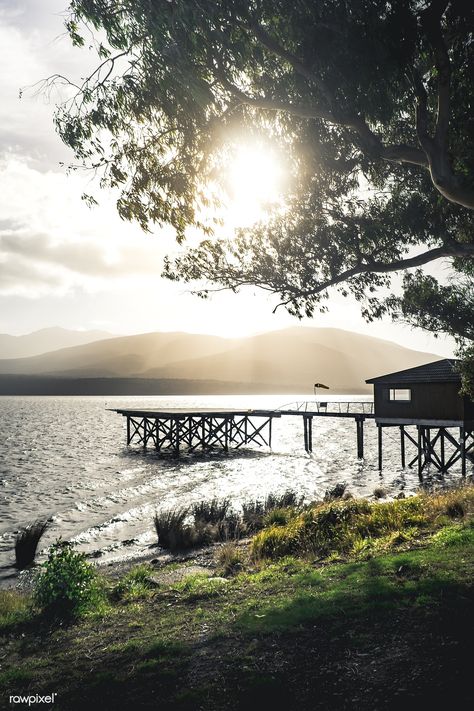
[356,417,364,459]
[124,412,275,455]
[378,424,383,470]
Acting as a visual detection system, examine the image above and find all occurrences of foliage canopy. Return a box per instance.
[56,1,474,384]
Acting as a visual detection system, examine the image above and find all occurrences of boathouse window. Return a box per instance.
[388,388,411,401]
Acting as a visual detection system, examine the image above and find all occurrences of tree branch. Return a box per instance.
[275,241,474,307]
[421,0,451,147]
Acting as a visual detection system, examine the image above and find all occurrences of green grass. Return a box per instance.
[252,483,474,561]
[1,486,474,709]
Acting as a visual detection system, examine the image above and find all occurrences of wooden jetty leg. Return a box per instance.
[378,424,383,470]
[126,416,131,445]
[143,418,148,449]
[174,419,180,457]
[417,426,423,481]
[308,416,313,453]
[303,416,309,453]
[269,417,273,448]
[461,427,466,477]
[440,428,445,470]
[224,417,229,452]
[356,417,364,459]
[400,425,405,468]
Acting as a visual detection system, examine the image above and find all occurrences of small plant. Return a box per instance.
[263,508,292,527]
[0,590,31,629]
[112,564,156,601]
[192,498,232,524]
[14,519,50,570]
[34,541,105,618]
[323,482,347,501]
[154,508,191,551]
[217,542,244,576]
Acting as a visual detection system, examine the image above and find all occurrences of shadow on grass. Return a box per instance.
[2,545,473,711]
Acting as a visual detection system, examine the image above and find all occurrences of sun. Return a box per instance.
[224,144,282,227]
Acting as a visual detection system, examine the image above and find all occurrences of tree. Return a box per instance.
[55,1,474,387]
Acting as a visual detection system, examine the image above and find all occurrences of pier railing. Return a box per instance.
[277,400,374,415]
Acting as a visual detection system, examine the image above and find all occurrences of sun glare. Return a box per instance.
[225,145,282,227]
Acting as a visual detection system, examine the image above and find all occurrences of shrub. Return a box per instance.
[14,519,50,570]
[373,487,387,500]
[34,541,104,618]
[192,498,232,524]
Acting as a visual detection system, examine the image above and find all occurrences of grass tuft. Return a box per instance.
[14,519,50,569]
[192,498,232,524]
[216,542,244,576]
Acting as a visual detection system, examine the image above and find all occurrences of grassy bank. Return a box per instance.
[1,485,474,710]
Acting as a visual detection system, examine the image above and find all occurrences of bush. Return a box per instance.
[34,541,104,618]
[14,519,50,570]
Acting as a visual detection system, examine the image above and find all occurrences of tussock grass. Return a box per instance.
[242,489,302,533]
[252,483,474,561]
[14,519,50,569]
[153,508,200,552]
[192,498,232,524]
[216,542,244,576]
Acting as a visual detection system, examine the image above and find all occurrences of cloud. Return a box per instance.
[0,157,171,296]
[0,0,97,169]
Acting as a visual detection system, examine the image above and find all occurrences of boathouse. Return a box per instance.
[366,359,474,426]
[366,359,474,476]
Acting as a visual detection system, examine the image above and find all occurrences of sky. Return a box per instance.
[0,0,456,356]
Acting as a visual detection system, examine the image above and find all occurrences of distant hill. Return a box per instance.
[0,327,114,359]
[0,327,442,394]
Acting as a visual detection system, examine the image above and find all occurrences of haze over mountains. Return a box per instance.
[0,327,441,394]
[0,327,114,359]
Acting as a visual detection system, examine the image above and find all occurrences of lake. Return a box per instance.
[0,394,461,585]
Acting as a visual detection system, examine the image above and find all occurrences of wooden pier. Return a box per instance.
[111,408,279,454]
[111,399,472,478]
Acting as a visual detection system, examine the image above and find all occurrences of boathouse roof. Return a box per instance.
[366,358,460,385]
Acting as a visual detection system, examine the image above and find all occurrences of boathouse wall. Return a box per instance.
[372,381,465,421]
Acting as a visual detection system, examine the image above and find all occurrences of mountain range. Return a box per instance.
[0,327,114,359]
[0,327,442,394]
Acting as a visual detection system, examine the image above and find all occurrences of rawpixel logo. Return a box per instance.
[9,693,57,705]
